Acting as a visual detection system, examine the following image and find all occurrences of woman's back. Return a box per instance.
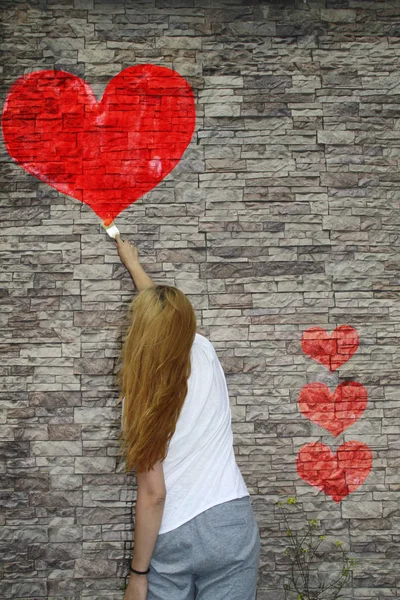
[159,332,249,533]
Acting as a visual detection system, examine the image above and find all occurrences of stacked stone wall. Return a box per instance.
[1,1,400,598]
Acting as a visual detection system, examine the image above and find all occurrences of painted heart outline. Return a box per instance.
[296,441,373,502]
[298,381,368,437]
[301,325,359,371]
[1,64,196,225]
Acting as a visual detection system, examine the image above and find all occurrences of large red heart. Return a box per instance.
[301,325,359,371]
[298,381,368,437]
[296,441,372,502]
[1,65,196,225]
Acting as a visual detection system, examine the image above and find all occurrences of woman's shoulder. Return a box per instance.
[194,331,216,361]
[195,331,209,344]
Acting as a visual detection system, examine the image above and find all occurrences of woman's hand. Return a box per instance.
[123,574,148,600]
[115,234,140,271]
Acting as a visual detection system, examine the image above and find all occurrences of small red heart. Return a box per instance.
[301,325,359,371]
[1,65,196,225]
[296,441,372,502]
[298,381,368,437]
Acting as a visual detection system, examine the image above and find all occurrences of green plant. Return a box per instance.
[277,497,356,600]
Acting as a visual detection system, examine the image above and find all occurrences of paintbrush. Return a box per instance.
[101,219,120,239]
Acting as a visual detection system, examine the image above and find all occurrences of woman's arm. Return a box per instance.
[115,234,156,291]
[127,260,156,292]
[131,493,166,572]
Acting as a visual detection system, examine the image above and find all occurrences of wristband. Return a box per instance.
[130,565,150,575]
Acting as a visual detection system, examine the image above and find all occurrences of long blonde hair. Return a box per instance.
[115,285,197,473]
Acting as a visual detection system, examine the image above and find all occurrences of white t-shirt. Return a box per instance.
[121,332,249,534]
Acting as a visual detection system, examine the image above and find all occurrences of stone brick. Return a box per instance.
[75,457,116,473]
[30,441,82,456]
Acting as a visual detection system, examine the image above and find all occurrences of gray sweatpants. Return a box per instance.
[147,496,260,599]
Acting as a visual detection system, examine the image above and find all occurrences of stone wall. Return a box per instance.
[1,0,400,598]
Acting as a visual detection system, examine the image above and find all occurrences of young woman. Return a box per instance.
[114,233,260,600]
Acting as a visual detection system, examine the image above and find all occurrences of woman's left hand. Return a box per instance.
[123,574,148,600]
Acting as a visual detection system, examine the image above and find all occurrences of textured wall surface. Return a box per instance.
[1,0,400,598]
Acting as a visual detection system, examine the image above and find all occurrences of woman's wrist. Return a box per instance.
[126,259,141,273]
[130,559,149,571]
[129,563,149,575]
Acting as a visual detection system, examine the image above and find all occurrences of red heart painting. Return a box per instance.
[296,441,372,502]
[1,65,196,225]
[301,325,359,371]
[298,381,368,437]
